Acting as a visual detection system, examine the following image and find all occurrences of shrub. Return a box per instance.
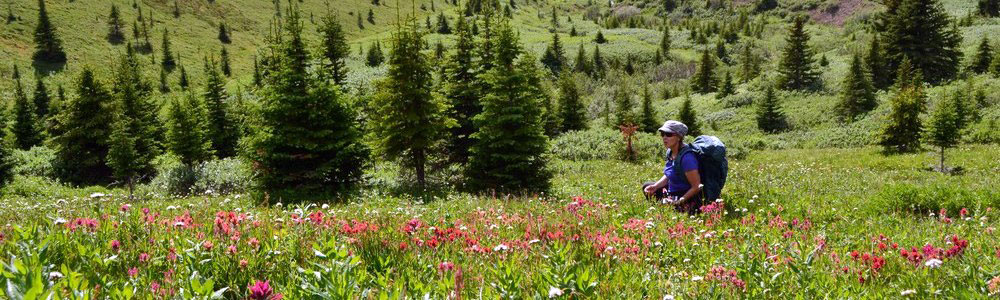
[146,155,252,196]
[874,183,999,215]
[551,128,663,162]
[11,146,56,178]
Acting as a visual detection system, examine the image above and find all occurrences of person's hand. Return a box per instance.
[644,184,658,195]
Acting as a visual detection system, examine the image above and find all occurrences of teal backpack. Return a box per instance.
[666,135,728,202]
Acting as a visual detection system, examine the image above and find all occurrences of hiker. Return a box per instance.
[643,120,704,214]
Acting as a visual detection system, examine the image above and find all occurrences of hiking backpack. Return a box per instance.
[666,135,728,202]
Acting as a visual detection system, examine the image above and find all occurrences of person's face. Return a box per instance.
[660,131,680,148]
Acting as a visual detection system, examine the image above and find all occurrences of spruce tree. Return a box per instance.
[357,12,364,29]
[161,28,176,71]
[756,86,788,133]
[776,15,819,90]
[836,54,877,121]
[318,12,350,85]
[166,94,213,165]
[437,13,451,34]
[690,50,717,94]
[717,71,735,98]
[613,80,635,126]
[107,4,125,44]
[32,77,51,122]
[639,84,659,133]
[247,8,369,197]
[52,67,114,185]
[883,0,961,83]
[595,30,607,44]
[367,8,375,24]
[573,45,590,74]
[172,0,180,18]
[926,94,960,171]
[0,126,12,185]
[739,42,760,82]
[444,15,481,163]
[111,44,160,178]
[570,25,578,37]
[218,22,231,44]
[203,60,237,158]
[880,59,926,154]
[107,111,140,198]
[660,25,671,57]
[178,65,189,89]
[557,74,586,132]
[369,21,450,189]
[715,39,729,64]
[677,95,701,136]
[541,90,560,136]
[968,37,993,74]
[366,42,384,66]
[32,0,66,63]
[979,0,1000,18]
[11,66,42,150]
[592,44,605,79]
[220,47,232,76]
[466,21,551,193]
[866,37,892,90]
[540,32,566,74]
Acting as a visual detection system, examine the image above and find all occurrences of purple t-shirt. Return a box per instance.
[663,152,699,193]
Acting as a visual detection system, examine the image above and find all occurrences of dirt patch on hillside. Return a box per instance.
[808,0,878,26]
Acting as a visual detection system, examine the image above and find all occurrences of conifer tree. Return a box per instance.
[968,37,993,74]
[444,15,481,163]
[32,77,51,122]
[717,71,735,98]
[866,37,892,90]
[178,65,189,89]
[108,4,125,44]
[203,60,237,157]
[926,94,960,171]
[107,111,140,198]
[880,58,926,154]
[660,25,671,56]
[677,95,701,136]
[883,0,961,83]
[357,12,364,29]
[756,86,788,133]
[557,74,586,132]
[161,28,176,71]
[166,94,213,165]
[551,6,559,28]
[739,42,760,82]
[369,21,450,189]
[437,13,451,34]
[367,8,375,24]
[570,25,578,36]
[541,91,560,136]
[639,84,659,133]
[111,44,160,178]
[836,54,878,121]
[32,0,66,63]
[573,45,590,74]
[614,80,635,126]
[466,21,551,193]
[220,47,232,76]
[173,0,180,18]
[776,15,819,90]
[715,39,729,64]
[592,44,605,78]
[11,66,42,150]
[980,0,1000,17]
[0,126,12,185]
[52,67,114,185]
[218,22,231,44]
[540,32,566,74]
[318,12,349,85]
[247,8,369,197]
[366,42,384,66]
[595,30,607,44]
[690,50,717,94]
[253,55,262,86]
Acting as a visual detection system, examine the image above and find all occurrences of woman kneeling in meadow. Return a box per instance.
[643,120,703,214]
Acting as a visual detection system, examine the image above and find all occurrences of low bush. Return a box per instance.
[145,154,252,197]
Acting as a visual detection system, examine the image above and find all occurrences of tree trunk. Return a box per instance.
[939,146,945,173]
[415,148,426,190]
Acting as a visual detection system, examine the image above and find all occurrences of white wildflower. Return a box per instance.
[645,221,655,229]
[54,218,67,225]
[692,276,704,281]
[924,259,943,268]
[662,296,675,300]
[529,239,540,244]
[493,244,509,252]
[89,193,106,199]
[901,290,916,296]
[166,206,177,210]
[48,272,64,281]
[174,221,186,227]
[322,204,330,209]
[548,286,563,298]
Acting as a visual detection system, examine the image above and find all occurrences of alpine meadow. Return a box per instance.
[4,0,1000,298]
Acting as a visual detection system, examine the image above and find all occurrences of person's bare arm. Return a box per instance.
[679,169,702,202]
[644,175,669,195]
